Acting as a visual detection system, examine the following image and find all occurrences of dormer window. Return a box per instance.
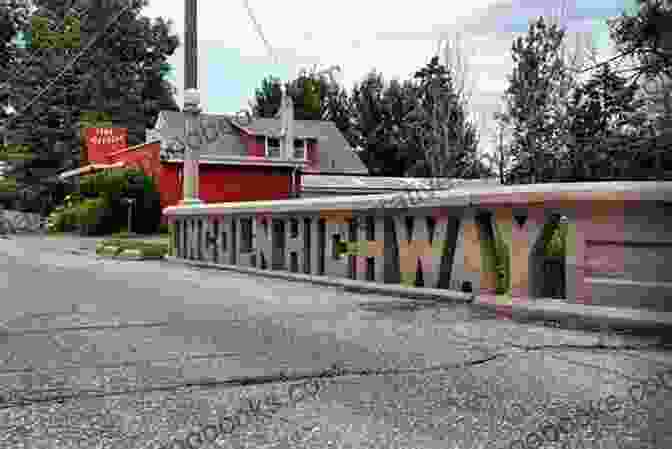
[265,137,281,158]
[293,139,307,160]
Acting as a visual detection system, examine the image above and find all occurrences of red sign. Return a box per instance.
[120,144,161,181]
[85,128,127,164]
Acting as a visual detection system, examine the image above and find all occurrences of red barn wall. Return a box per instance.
[159,163,182,210]
[158,163,295,210]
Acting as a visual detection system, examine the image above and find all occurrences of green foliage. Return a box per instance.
[494,235,511,295]
[0,176,18,194]
[79,169,129,201]
[159,222,170,234]
[48,167,161,235]
[544,222,567,258]
[30,14,79,49]
[478,229,510,295]
[47,196,112,235]
[564,63,651,179]
[251,76,284,118]
[349,72,420,176]
[0,0,31,110]
[407,56,482,178]
[501,16,570,184]
[3,0,179,207]
[608,0,672,81]
[73,196,110,234]
[251,68,339,121]
[96,238,168,258]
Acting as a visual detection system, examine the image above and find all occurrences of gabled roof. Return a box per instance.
[152,110,368,175]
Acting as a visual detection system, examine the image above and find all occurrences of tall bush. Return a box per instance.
[49,167,162,235]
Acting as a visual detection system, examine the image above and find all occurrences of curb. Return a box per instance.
[473,296,672,335]
[162,256,475,304]
[161,257,672,336]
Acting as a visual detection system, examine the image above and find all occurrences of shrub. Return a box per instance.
[48,206,79,233]
[546,222,567,257]
[493,235,511,295]
[543,221,567,258]
[74,197,111,236]
[73,167,162,234]
[79,169,128,201]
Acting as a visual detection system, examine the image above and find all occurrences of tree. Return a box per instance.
[251,76,283,118]
[564,63,652,179]
[501,16,569,184]
[348,71,420,176]
[608,0,672,137]
[0,0,31,120]
[406,56,481,179]
[608,0,672,82]
[250,66,343,121]
[3,0,179,212]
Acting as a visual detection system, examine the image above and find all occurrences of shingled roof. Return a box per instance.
[151,111,368,174]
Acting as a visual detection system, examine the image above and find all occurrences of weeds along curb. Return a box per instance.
[95,240,168,261]
[162,256,475,304]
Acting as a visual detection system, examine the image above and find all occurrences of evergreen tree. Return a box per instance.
[407,56,481,178]
[564,63,650,179]
[2,0,179,211]
[501,16,570,183]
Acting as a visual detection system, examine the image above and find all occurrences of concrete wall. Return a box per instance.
[164,182,672,312]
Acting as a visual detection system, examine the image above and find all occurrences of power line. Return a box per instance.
[0,2,133,134]
[241,0,276,65]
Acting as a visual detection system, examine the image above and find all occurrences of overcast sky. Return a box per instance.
[141,0,637,157]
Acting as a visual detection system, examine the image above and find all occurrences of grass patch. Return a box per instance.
[96,238,168,259]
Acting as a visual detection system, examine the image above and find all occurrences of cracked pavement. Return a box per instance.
[0,236,671,448]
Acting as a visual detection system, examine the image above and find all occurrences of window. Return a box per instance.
[240,218,253,252]
[266,137,281,158]
[293,139,306,160]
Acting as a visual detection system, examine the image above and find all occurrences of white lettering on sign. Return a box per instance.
[89,136,124,145]
[94,128,126,138]
[89,136,125,145]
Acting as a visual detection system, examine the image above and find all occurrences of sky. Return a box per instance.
[141,0,638,158]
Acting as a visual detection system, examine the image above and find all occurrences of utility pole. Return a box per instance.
[180,0,202,205]
[497,123,504,185]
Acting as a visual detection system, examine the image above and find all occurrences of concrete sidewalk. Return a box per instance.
[9,234,672,337]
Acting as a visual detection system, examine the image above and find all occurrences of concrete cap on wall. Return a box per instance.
[163,181,672,217]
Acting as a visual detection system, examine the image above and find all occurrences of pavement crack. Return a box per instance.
[0,320,168,337]
[0,354,506,409]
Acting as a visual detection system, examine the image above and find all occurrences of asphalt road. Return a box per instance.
[0,236,671,449]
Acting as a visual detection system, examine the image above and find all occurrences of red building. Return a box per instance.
[59,108,368,212]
